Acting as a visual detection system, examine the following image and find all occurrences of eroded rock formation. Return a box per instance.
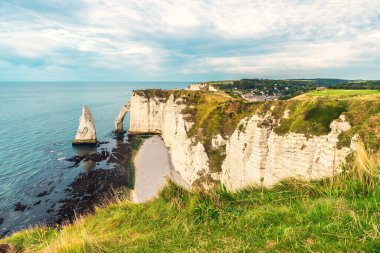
[114,101,131,133]
[127,91,356,191]
[129,93,209,187]
[73,106,97,145]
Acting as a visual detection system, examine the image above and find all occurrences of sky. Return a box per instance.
[0,0,380,81]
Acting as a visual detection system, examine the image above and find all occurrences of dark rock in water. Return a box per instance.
[14,202,27,212]
[66,155,86,168]
[86,151,110,162]
[33,200,41,205]
[55,167,128,224]
[0,244,14,253]
[36,191,49,197]
[107,154,118,163]
[113,133,125,141]
[49,135,134,227]
[0,217,3,225]
[96,141,109,147]
[66,150,110,168]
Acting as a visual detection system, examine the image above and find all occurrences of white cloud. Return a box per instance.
[180,30,380,75]
[0,0,380,80]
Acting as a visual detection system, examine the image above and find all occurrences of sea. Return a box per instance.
[0,82,189,236]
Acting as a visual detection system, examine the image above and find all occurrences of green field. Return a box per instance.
[307,89,380,97]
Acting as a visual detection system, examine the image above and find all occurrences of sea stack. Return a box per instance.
[114,101,131,133]
[73,106,97,145]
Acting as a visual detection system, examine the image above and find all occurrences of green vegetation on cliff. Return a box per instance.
[274,99,348,137]
[182,92,266,173]
[182,90,380,172]
[2,144,380,252]
[294,90,380,152]
[132,89,380,172]
[179,89,380,149]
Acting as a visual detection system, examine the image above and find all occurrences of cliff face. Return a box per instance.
[127,92,356,191]
[129,93,209,187]
[220,113,352,191]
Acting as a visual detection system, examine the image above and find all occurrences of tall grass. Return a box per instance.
[325,141,380,198]
[2,143,380,252]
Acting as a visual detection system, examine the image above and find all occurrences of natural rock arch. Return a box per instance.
[114,101,131,133]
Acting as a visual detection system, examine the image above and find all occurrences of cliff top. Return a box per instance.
[294,89,380,100]
[133,89,380,158]
[206,78,380,100]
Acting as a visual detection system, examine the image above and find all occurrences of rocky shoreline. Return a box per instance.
[0,134,140,238]
[54,135,133,225]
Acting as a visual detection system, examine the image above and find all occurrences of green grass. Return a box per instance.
[306,89,380,97]
[274,99,349,137]
[272,94,380,150]
[3,182,380,252]
[2,143,380,253]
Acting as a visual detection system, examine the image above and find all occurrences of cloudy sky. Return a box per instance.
[0,0,380,81]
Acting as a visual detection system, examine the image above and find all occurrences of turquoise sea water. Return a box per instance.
[0,82,189,235]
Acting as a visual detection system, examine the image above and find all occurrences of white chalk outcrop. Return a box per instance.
[73,106,97,145]
[129,93,209,187]
[114,101,131,133]
[187,83,218,92]
[127,92,356,191]
[220,114,353,191]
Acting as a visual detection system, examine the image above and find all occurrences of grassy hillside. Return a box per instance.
[292,90,380,152]
[301,89,380,97]
[1,143,379,252]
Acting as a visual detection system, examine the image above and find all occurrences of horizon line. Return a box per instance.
[0,78,378,83]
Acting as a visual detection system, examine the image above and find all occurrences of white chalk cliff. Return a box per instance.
[128,93,209,187]
[220,114,352,191]
[73,106,97,145]
[186,83,218,91]
[127,92,356,191]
